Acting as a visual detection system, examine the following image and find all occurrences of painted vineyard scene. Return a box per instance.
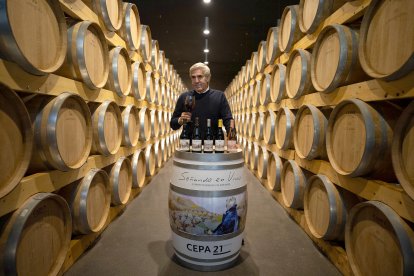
[169,190,247,236]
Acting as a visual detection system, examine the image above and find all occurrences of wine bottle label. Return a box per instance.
[180,139,190,151]
[215,140,225,151]
[192,139,202,151]
[227,140,237,152]
[204,140,213,152]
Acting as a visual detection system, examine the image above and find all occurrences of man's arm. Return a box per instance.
[219,92,233,133]
[170,92,186,130]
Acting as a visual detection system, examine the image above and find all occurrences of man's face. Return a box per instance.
[191,69,209,93]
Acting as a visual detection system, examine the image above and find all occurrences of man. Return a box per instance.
[170,62,233,136]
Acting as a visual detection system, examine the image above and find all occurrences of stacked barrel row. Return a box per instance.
[0,0,184,275]
[226,1,414,275]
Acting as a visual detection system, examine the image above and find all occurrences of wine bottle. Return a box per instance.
[204,119,214,153]
[192,117,202,153]
[179,122,190,151]
[227,119,237,152]
[215,119,225,153]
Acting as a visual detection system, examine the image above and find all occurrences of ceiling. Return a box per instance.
[131,0,297,91]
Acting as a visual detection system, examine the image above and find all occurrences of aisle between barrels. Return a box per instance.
[65,159,340,276]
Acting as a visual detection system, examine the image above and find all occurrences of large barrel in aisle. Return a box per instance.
[57,21,109,90]
[89,100,122,156]
[0,193,72,276]
[26,93,92,172]
[311,24,366,93]
[326,99,397,180]
[345,201,414,276]
[106,46,132,98]
[131,149,146,188]
[60,168,111,234]
[293,104,329,160]
[359,0,414,80]
[304,174,359,240]
[0,0,67,75]
[169,150,247,271]
[0,83,32,198]
[117,2,140,51]
[298,0,348,34]
[106,156,132,206]
[84,0,122,32]
[392,100,414,201]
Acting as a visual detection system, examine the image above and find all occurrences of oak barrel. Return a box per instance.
[151,40,160,72]
[266,27,280,65]
[358,0,414,80]
[281,160,310,209]
[139,24,152,63]
[293,104,329,160]
[131,149,146,188]
[263,110,277,144]
[257,146,269,179]
[117,3,140,51]
[275,107,296,150]
[138,106,151,141]
[278,5,303,53]
[286,49,314,99]
[154,141,163,168]
[311,24,366,93]
[0,83,32,198]
[256,41,267,73]
[106,156,132,205]
[121,104,140,147]
[266,152,283,191]
[260,73,271,106]
[169,150,247,271]
[392,100,414,201]
[145,144,156,176]
[0,193,71,276]
[0,0,67,75]
[26,93,92,172]
[249,142,260,171]
[145,71,156,103]
[131,61,146,100]
[270,63,287,103]
[89,100,122,156]
[326,99,397,180]
[57,21,109,90]
[60,168,110,234]
[150,109,160,138]
[84,0,122,32]
[254,111,265,141]
[345,201,414,276]
[252,79,261,108]
[249,52,258,79]
[106,46,132,98]
[298,0,348,34]
[304,174,359,240]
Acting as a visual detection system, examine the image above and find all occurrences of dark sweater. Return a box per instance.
[170,89,233,137]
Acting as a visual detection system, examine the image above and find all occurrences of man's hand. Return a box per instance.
[179,112,192,125]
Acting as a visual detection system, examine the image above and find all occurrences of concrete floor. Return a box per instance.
[65,159,340,276]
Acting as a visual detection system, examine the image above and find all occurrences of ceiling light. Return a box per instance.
[204,39,209,53]
[204,61,209,64]
[204,53,208,65]
[203,17,210,35]
[203,0,211,4]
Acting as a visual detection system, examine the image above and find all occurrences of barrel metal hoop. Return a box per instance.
[329,24,349,93]
[318,175,340,239]
[111,47,124,97]
[170,183,246,197]
[308,104,321,159]
[174,150,243,162]
[76,22,95,89]
[122,105,133,146]
[173,161,243,171]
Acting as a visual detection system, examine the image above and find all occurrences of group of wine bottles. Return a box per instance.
[179,118,238,153]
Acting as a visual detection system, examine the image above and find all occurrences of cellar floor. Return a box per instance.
[65,159,340,276]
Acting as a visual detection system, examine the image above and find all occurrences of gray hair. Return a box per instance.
[189,62,211,81]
